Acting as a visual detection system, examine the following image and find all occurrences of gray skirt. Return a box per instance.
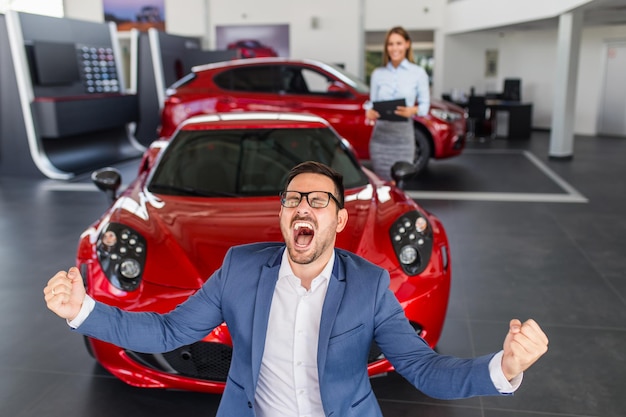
[369,119,414,181]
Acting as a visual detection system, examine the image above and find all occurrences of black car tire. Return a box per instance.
[413,127,431,175]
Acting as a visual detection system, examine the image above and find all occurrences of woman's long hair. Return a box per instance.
[383,26,414,66]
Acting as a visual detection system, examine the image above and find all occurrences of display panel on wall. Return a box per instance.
[216,24,289,58]
[28,40,80,86]
[104,0,165,31]
[25,40,121,93]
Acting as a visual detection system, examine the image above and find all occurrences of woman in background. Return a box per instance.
[366,26,430,181]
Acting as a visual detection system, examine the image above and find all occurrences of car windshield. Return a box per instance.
[148,127,369,197]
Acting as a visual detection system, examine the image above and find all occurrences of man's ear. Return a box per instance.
[336,208,348,233]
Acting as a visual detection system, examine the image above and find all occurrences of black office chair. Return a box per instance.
[466,96,493,141]
[502,78,521,102]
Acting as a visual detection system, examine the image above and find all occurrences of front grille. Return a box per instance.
[126,321,423,382]
[127,342,232,382]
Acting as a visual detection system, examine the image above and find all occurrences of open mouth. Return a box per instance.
[293,221,314,248]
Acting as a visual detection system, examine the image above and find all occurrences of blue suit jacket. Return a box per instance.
[77,242,501,416]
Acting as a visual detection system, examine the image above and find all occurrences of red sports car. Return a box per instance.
[80,112,451,393]
[160,57,466,174]
[227,40,279,58]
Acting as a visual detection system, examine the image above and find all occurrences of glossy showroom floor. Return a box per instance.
[1,131,625,417]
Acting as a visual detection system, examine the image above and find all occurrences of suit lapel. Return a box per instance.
[317,252,346,382]
[251,249,282,388]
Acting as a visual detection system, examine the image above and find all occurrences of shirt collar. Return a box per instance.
[279,249,335,290]
[386,58,410,71]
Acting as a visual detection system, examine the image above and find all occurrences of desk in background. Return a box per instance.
[444,96,533,140]
[487,100,533,139]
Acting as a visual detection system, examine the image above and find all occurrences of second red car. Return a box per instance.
[160,58,466,174]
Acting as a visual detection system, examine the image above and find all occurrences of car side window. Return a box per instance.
[214,66,281,93]
[300,68,332,94]
[281,66,334,96]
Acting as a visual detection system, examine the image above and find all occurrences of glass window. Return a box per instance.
[279,66,354,97]
[299,68,333,94]
[148,127,368,197]
[320,63,369,94]
[214,66,280,93]
[0,0,63,16]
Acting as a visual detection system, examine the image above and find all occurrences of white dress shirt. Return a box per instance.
[369,58,431,116]
[254,250,333,417]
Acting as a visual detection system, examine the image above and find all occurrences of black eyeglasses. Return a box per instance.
[279,190,343,209]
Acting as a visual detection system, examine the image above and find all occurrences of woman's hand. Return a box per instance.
[365,108,380,125]
[395,105,418,118]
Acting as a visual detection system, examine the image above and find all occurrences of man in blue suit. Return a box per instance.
[45,161,548,417]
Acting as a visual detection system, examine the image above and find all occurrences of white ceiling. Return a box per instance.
[491,0,626,32]
[366,0,626,44]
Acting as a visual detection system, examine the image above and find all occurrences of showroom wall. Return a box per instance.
[572,24,626,136]
[435,0,626,135]
[439,22,626,134]
[63,0,449,80]
[363,0,443,31]
[444,0,592,34]
[65,0,365,75]
[59,0,102,22]
[61,0,626,136]
[205,0,363,75]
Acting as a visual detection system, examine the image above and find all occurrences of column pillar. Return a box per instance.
[549,9,583,159]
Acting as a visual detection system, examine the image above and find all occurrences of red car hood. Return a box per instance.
[107,185,390,290]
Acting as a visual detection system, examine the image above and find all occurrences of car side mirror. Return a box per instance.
[391,161,418,189]
[91,167,122,203]
[327,81,351,97]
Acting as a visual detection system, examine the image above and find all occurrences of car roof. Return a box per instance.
[178,112,333,130]
[189,57,367,94]
[191,57,333,74]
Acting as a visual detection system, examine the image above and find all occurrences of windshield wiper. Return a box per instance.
[148,183,239,197]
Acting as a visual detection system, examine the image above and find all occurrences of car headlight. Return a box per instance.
[96,223,146,291]
[430,108,463,122]
[389,211,433,275]
[399,246,418,264]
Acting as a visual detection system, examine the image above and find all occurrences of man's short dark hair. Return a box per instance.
[284,161,345,209]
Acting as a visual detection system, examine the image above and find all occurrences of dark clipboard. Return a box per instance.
[373,99,407,122]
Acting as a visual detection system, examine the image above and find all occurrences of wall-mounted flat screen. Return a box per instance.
[31,41,81,86]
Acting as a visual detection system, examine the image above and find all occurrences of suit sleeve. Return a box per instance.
[372,269,501,399]
[74,247,236,353]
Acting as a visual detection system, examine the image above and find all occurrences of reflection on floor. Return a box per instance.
[1,131,625,417]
